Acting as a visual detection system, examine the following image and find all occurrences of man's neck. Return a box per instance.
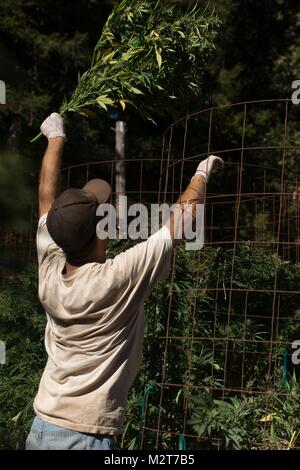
[64,253,107,274]
[64,262,79,274]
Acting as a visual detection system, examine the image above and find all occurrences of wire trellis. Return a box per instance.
[1,99,300,449]
[141,99,300,450]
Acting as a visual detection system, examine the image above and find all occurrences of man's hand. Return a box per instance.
[192,155,224,182]
[41,112,66,140]
[167,155,224,244]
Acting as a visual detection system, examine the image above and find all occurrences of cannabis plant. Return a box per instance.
[0,267,46,449]
[32,0,220,140]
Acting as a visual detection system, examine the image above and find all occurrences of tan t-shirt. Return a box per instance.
[33,213,173,435]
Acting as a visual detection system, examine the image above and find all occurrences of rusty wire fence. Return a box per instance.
[1,99,300,449]
[138,99,300,449]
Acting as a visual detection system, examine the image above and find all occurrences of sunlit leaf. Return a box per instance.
[155,46,162,69]
[130,87,144,95]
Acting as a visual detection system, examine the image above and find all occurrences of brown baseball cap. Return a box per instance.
[46,179,111,256]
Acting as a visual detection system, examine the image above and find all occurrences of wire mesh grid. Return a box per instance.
[1,99,300,449]
[138,99,300,450]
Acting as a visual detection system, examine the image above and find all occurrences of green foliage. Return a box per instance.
[60,0,220,122]
[0,244,300,450]
[189,393,257,449]
[1,0,300,229]
[189,378,300,450]
[121,244,300,449]
[1,0,300,450]
[0,267,46,449]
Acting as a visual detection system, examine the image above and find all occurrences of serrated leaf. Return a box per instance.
[96,97,108,110]
[259,414,276,422]
[101,50,116,62]
[97,95,114,105]
[12,411,22,423]
[150,30,159,38]
[130,87,144,95]
[155,46,162,69]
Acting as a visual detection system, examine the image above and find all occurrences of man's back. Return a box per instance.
[25,112,223,449]
[34,214,173,434]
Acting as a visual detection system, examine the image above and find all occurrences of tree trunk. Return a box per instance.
[115,121,126,232]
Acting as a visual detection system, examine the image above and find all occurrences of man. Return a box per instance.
[26,113,224,450]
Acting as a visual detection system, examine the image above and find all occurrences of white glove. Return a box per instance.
[40,112,66,140]
[192,155,224,182]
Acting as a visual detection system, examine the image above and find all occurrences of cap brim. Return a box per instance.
[83,179,111,204]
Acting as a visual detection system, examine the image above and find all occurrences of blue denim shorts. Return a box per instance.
[25,416,117,450]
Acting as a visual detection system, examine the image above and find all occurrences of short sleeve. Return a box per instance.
[110,225,173,298]
[36,213,61,265]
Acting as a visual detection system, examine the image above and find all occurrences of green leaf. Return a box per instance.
[130,86,144,95]
[11,411,22,424]
[96,95,114,109]
[101,50,117,62]
[155,46,162,69]
[122,99,137,109]
[96,97,108,110]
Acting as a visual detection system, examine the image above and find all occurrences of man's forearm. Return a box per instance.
[178,174,206,209]
[39,137,64,216]
[167,156,224,243]
[167,175,206,242]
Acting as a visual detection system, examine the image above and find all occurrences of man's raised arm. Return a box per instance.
[168,155,224,243]
[39,113,66,217]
